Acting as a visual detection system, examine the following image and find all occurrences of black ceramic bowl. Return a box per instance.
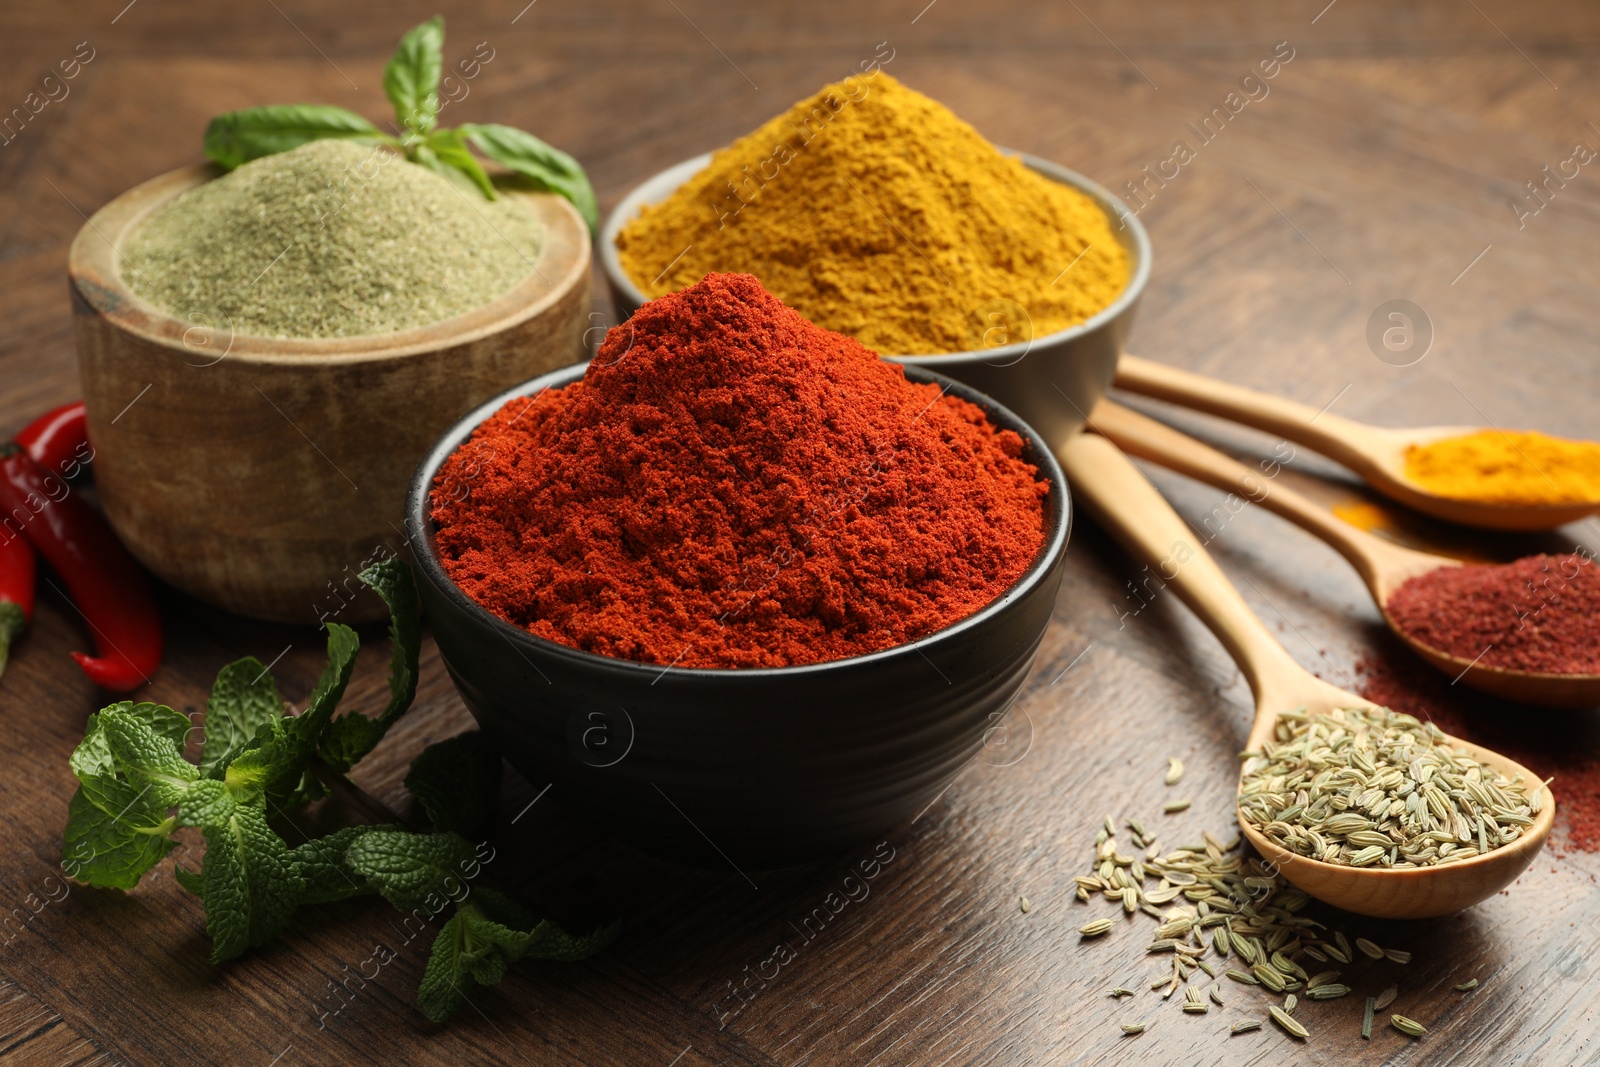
[406,362,1071,871]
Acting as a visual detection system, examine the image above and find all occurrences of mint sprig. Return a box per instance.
[57,558,609,1020]
[202,15,597,231]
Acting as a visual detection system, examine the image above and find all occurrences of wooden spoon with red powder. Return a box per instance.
[1090,399,1600,709]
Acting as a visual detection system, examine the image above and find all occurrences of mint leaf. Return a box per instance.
[61,709,180,888]
[60,784,176,890]
[321,559,423,770]
[523,916,621,962]
[174,865,204,895]
[176,779,236,828]
[200,658,284,778]
[384,16,444,135]
[292,824,398,905]
[114,701,193,752]
[203,105,391,169]
[426,127,496,199]
[225,623,359,803]
[416,899,615,1022]
[99,707,199,808]
[344,830,479,913]
[404,732,502,837]
[416,903,526,1022]
[460,122,598,231]
[197,804,304,963]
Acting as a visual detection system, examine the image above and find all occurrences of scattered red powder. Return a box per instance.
[1385,552,1600,673]
[430,272,1048,669]
[1353,646,1600,852]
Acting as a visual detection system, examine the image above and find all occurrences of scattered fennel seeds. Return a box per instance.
[1238,706,1537,868]
[1162,798,1191,814]
[1069,812,1441,1044]
[1391,1014,1427,1038]
[1121,1021,1147,1035]
[1165,757,1185,785]
[1020,895,1031,913]
[1362,997,1375,1039]
[1231,1020,1262,1035]
[1269,1004,1308,1039]
[1455,978,1480,992]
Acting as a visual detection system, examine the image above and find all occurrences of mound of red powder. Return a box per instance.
[430,272,1048,669]
[1385,553,1600,674]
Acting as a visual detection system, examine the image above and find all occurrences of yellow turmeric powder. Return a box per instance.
[1404,429,1600,506]
[615,74,1129,355]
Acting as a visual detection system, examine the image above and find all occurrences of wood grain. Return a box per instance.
[3,1,1599,1065]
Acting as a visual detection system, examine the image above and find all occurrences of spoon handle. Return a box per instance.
[1058,431,1349,747]
[1115,355,1393,481]
[1088,400,1446,598]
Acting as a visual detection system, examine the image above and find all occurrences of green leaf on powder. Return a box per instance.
[425,127,497,199]
[203,105,391,169]
[384,16,445,136]
[460,122,598,231]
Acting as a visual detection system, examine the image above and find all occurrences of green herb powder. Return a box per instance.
[122,139,543,339]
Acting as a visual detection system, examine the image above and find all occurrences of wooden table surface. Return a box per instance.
[3,1,1599,1064]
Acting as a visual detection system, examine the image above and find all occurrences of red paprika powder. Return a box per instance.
[430,272,1048,669]
[1385,552,1600,673]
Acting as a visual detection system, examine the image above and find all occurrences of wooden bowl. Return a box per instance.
[69,163,591,624]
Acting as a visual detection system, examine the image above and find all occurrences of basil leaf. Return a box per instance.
[384,16,444,134]
[460,122,597,231]
[426,127,497,200]
[203,105,390,169]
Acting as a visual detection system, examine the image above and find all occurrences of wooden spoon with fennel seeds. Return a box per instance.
[1056,430,1553,919]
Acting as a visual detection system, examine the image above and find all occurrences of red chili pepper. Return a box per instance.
[0,444,161,691]
[0,523,34,679]
[14,401,90,478]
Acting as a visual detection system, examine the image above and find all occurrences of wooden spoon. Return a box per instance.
[1090,399,1600,709]
[1057,430,1554,918]
[1115,354,1600,532]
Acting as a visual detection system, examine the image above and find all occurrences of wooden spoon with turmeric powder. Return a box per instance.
[1088,399,1600,709]
[1056,429,1555,919]
[1115,354,1600,532]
